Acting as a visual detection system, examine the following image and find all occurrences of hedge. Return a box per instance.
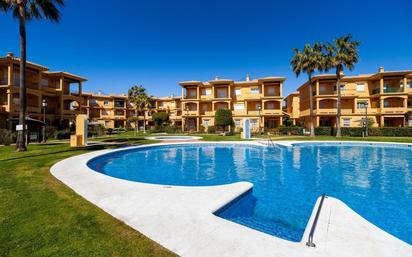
[268,126,304,136]
[315,126,412,137]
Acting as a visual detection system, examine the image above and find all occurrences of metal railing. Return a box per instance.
[306,193,327,247]
[267,136,275,148]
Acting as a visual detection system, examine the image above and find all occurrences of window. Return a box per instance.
[13,98,19,105]
[102,110,110,116]
[250,119,258,127]
[356,84,365,92]
[357,102,367,109]
[104,100,109,106]
[205,89,212,95]
[41,79,49,87]
[409,119,412,127]
[384,100,390,107]
[233,103,244,110]
[235,88,241,95]
[266,102,275,109]
[202,119,209,128]
[267,87,275,95]
[408,80,412,89]
[343,118,351,127]
[250,88,260,94]
[234,119,241,127]
[104,121,110,127]
[90,99,98,105]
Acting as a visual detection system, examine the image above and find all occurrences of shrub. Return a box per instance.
[0,129,12,145]
[214,109,233,132]
[315,127,333,136]
[88,124,105,137]
[152,112,169,126]
[164,125,181,134]
[207,125,216,134]
[106,128,114,135]
[45,126,57,139]
[56,130,71,140]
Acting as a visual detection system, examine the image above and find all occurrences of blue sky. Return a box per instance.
[0,0,411,97]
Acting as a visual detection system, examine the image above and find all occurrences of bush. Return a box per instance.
[214,109,233,132]
[164,125,181,134]
[207,125,216,134]
[152,112,169,126]
[0,129,12,145]
[56,130,72,140]
[315,127,333,136]
[89,124,105,137]
[106,128,114,135]
[45,126,57,139]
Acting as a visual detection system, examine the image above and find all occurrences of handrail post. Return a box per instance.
[306,193,326,248]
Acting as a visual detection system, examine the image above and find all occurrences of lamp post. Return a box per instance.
[258,105,262,133]
[364,102,369,137]
[42,99,47,143]
[185,105,189,134]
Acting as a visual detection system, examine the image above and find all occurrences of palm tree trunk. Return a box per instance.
[16,4,27,152]
[143,110,146,133]
[134,108,138,136]
[336,67,342,138]
[308,74,315,137]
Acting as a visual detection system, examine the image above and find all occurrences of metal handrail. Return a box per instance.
[306,193,326,247]
[267,136,275,148]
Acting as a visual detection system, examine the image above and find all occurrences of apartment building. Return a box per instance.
[293,67,412,128]
[284,91,300,125]
[0,52,86,130]
[179,75,285,132]
[155,95,182,127]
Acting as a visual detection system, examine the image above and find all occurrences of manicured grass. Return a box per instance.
[0,143,176,257]
[262,135,412,143]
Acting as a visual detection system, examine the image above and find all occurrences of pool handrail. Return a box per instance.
[267,136,275,148]
[306,193,327,247]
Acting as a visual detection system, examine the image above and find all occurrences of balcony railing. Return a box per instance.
[383,87,404,93]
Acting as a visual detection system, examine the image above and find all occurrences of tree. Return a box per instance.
[152,112,169,127]
[214,109,233,132]
[1,0,64,151]
[325,35,360,137]
[291,43,327,137]
[128,85,152,134]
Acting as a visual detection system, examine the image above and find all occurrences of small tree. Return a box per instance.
[152,112,169,126]
[214,109,233,132]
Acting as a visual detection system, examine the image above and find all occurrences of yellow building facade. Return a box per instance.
[180,75,285,132]
[292,67,412,128]
[0,52,86,130]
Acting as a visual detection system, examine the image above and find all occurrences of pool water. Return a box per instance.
[88,143,412,244]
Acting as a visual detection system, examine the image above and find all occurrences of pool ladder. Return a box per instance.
[306,193,327,247]
[267,136,275,148]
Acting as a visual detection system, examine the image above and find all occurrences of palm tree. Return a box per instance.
[291,43,327,137]
[0,0,64,151]
[325,35,360,137]
[128,85,152,134]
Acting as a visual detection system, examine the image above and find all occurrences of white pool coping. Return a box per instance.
[50,141,412,257]
[145,136,202,141]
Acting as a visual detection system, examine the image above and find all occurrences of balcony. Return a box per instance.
[183,110,198,116]
[381,107,406,114]
[383,87,405,94]
[232,110,247,116]
[262,109,282,115]
[247,110,260,115]
[315,108,354,115]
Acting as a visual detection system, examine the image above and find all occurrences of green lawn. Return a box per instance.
[0,143,177,257]
[1,132,411,256]
[261,135,412,143]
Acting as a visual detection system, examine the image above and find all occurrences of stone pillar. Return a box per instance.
[8,63,13,85]
[196,117,200,132]
[404,77,408,92]
[315,80,319,95]
[279,82,283,97]
[181,87,185,99]
[380,78,384,94]
[380,116,385,127]
[315,116,320,127]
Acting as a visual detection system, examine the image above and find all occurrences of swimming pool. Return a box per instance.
[87,143,412,244]
[145,136,202,141]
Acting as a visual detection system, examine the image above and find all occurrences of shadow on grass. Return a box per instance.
[0,144,110,162]
[100,138,149,143]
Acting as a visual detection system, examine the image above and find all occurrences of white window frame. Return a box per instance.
[343,118,351,127]
[234,119,241,127]
[250,119,258,127]
[233,103,245,110]
[250,88,260,94]
[356,83,365,92]
[104,100,109,106]
[235,88,241,95]
[202,119,210,128]
[104,121,110,127]
[205,89,212,96]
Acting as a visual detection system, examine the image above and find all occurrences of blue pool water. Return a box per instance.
[88,143,412,244]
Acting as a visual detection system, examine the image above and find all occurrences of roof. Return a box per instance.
[43,71,87,82]
[0,55,49,71]
[368,70,412,80]
[180,76,286,87]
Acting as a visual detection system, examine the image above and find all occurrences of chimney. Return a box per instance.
[6,52,13,57]
[214,76,219,81]
[378,67,384,73]
[246,74,251,82]
[171,93,174,98]
[97,90,102,95]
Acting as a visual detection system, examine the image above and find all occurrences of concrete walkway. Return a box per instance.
[51,142,412,257]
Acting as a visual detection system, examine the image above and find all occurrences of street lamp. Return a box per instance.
[258,105,262,133]
[185,105,189,134]
[42,99,47,143]
[364,102,369,137]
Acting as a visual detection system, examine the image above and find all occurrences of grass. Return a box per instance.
[0,142,177,257]
[1,132,411,256]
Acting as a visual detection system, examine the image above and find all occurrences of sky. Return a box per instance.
[0,0,411,97]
